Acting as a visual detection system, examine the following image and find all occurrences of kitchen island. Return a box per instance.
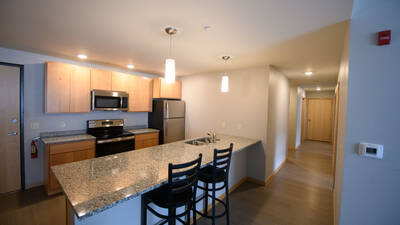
[52,134,261,225]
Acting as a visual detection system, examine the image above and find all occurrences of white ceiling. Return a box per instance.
[0,0,353,84]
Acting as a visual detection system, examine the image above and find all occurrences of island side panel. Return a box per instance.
[74,149,248,225]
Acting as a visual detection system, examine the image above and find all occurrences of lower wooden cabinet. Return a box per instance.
[44,140,95,195]
[135,132,159,150]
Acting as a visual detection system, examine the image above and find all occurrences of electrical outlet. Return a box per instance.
[221,121,227,128]
[30,122,40,129]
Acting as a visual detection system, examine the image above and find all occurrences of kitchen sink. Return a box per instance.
[185,137,220,146]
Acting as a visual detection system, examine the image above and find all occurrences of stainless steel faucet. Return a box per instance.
[207,132,217,143]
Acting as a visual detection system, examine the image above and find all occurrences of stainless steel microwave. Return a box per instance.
[91,90,129,111]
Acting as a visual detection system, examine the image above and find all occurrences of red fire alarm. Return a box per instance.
[378,30,391,46]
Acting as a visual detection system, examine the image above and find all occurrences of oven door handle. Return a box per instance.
[97,136,135,144]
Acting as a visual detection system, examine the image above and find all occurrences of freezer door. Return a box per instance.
[163,118,185,143]
[163,100,185,119]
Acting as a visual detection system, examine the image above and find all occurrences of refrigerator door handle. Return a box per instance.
[164,120,168,137]
[166,102,169,119]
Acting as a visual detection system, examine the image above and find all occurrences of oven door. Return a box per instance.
[95,136,135,157]
[91,90,129,111]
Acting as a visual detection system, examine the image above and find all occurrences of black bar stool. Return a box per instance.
[196,143,233,225]
[141,154,202,225]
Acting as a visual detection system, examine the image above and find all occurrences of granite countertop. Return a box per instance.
[52,134,260,219]
[41,134,96,145]
[39,128,158,145]
[128,128,159,135]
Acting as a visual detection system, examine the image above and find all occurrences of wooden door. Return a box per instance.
[129,75,153,112]
[70,65,91,112]
[45,62,71,113]
[0,65,21,193]
[111,72,130,92]
[306,98,333,142]
[90,68,112,90]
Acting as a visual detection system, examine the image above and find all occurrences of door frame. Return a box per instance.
[0,62,25,190]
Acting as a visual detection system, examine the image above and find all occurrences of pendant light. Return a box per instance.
[221,56,230,93]
[165,27,177,83]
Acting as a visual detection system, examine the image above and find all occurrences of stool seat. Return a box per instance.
[144,184,193,208]
[199,166,227,183]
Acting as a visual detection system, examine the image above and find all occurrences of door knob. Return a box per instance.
[11,118,18,123]
[7,131,18,136]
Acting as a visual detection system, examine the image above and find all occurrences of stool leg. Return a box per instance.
[212,182,216,225]
[141,196,147,225]
[192,198,197,225]
[225,181,230,225]
[185,203,189,225]
[168,207,176,225]
[203,182,208,216]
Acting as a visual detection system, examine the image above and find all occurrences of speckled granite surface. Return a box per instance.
[51,134,260,220]
[40,134,96,145]
[128,128,159,134]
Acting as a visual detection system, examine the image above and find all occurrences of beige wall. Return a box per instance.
[181,65,290,180]
[181,66,269,181]
[306,90,335,98]
[266,66,290,176]
[288,85,303,150]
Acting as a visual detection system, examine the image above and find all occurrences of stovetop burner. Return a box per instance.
[89,130,134,140]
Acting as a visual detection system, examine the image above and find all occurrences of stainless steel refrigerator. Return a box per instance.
[148,100,185,144]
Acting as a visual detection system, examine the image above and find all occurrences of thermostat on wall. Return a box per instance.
[358,143,384,159]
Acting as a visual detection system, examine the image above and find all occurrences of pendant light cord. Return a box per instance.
[169,34,172,57]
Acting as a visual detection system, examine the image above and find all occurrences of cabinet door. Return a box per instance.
[159,78,182,99]
[129,76,153,112]
[111,72,130,92]
[91,68,112,90]
[45,62,71,113]
[70,65,91,112]
[49,152,74,190]
[73,149,95,161]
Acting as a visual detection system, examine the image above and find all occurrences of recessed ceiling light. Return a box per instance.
[316,87,321,91]
[77,54,87,59]
[305,71,313,76]
[127,64,135,69]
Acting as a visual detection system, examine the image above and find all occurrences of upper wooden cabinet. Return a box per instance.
[153,78,182,99]
[70,65,91,112]
[90,68,112,90]
[128,75,153,112]
[45,62,71,113]
[45,62,90,113]
[112,72,130,92]
[45,61,154,113]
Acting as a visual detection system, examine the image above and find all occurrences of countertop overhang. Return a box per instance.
[52,134,261,219]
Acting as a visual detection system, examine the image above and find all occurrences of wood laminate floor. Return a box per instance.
[197,140,334,225]
[0,140,333,225]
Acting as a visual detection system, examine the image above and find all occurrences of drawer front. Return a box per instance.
[135,132,158,141]
[49,140,95,155]
[135,138,159,150]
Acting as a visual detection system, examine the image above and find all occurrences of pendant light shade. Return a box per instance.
[221,56,231,93]
[164,27,177,84]
[165,58,175,83]
[221,75,229,93]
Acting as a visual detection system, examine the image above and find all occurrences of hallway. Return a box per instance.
[198,140,334,225]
